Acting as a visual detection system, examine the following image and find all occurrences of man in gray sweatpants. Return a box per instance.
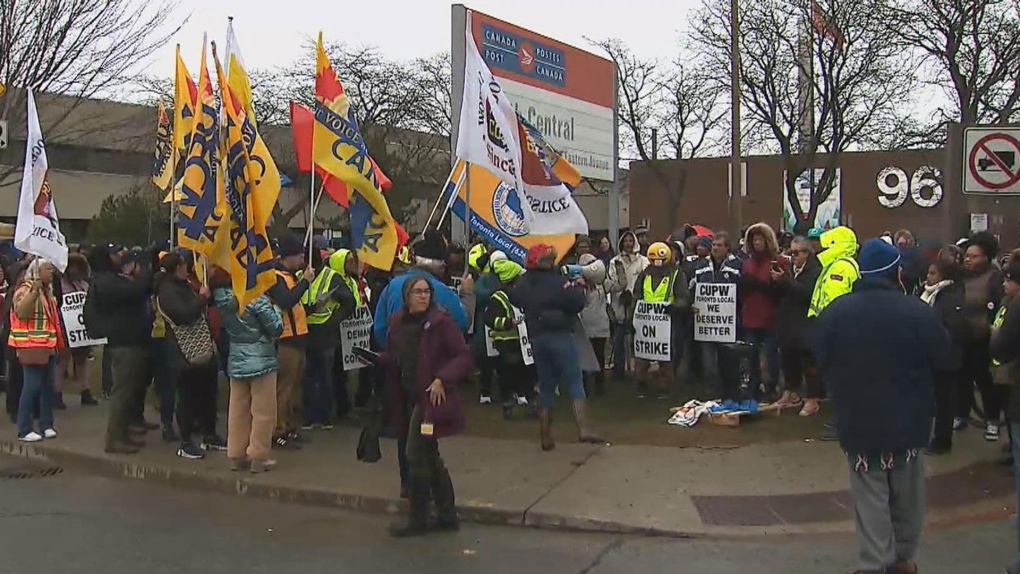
[813,238,955,574]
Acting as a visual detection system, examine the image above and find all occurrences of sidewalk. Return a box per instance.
[1,402,1014,537]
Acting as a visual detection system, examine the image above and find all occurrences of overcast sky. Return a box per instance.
[148,0,700,74]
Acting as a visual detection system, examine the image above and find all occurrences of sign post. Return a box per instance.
[963,127,1020,195]
[693,283,737,343]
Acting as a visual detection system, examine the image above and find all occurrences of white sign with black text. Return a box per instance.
[339,306,373,371]
[483,305,533,365]
[61,291,106,348]
[632,301,672,362]
[693,283,737,343]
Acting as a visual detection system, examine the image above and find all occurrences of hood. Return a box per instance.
[66,252,91,278]
[817,226,858,267]
[617,231,639,255]
[212,287,239,313]
[327,249,354,277]
[743,222,778,258]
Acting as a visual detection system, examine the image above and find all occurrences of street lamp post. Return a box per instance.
[729,0,743,237]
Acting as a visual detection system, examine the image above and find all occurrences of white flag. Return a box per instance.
[14,90,68,272]
[456,19,526,208]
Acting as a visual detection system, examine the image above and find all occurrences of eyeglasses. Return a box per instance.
[410,288,431,297]
[790,249,808,255]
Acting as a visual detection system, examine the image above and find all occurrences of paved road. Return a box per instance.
[0,456,1015,574]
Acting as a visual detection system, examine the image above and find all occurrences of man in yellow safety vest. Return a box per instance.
[633,242,690,400]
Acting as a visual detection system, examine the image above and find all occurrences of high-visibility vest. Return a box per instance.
[302,268,360,326]
[8,285,61,349]
[992,306,1008,366]
[275,270,309,339]
[488,290,519,342]
[808,257,860,318]
[643,269,679,303]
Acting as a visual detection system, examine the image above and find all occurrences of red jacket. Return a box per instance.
[382,307,472,439]
[740,254,786,330]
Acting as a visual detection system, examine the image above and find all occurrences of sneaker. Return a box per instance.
[42,428,57,439]
[273,435,302,450]
[953,417,969,431]
[516,394,529,406]
[479,395,492,405]
[986,423,1000,441]
[300,423,321,431]
[287,431,308,444]
[177,443,205,460]
[201,435,227,451]
[320,422,334,430]
[101,391,111,400]
[19,432,42,442]
[161,427,180,443]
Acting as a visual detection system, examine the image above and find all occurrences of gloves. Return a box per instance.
[620,290,633,308]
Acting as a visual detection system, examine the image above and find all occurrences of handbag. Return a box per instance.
[356,396,383,463]
[158,300,215,366]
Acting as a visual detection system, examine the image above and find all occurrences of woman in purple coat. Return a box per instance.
[381,276,472,537]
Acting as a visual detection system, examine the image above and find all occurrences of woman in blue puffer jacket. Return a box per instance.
[211,269,284,473]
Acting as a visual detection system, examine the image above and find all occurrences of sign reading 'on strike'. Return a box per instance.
[61,291,106,348]
[632,301,671,362]
[693,283,737,343]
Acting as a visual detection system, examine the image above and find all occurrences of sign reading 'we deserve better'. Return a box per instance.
[693,283,737,343]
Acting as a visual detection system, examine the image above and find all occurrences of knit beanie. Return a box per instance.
[858,238,901,278]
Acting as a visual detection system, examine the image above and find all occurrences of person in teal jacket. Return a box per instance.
[212,278,284,473]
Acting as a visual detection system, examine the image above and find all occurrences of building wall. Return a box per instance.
[629,148,1019,249]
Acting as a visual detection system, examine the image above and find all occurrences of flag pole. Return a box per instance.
[169,151,178,249]
[304,181,325,245]
[307,168,316,263]
[425,166,460,231]
[463,160,472,241]
[437,167,466,228]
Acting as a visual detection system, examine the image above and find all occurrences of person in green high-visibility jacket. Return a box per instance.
[808,227,861,319]
[484,259,535,420]
[632,242,690,400]
[299,249,358,429]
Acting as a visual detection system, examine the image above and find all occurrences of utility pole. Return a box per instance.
[728,0,743,237]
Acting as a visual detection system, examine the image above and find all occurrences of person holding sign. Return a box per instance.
[57,253,99,407]
[690,232,743,398]
[631,242,689,400]
[484,260,535,419]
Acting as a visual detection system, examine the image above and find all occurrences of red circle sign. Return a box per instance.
[968,133,1020,190]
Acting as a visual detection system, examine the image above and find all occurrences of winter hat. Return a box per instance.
[806,228,824,240]
[1004,260,1020,284]
[413,229,448,261]
[493,259,524,283]
[697,236,712,250]
[526,244,556,269]
[858,238,902,278]
[276,234,305,258]
[880,236,894,245]
[489,250,508,264]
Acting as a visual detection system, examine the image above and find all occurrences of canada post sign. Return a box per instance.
[458,6,617,181]
[481,25,565,88]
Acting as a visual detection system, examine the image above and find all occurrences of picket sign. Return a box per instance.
[483,304,533,365]
[339,306,373,371]
[692,283,737,343]
[61,291,106,348]
[632,300,671,361]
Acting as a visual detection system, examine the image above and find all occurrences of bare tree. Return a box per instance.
[0,0,183,183]
[884,0,1020,144]
[693,0,916,233]
[591,38,727,233]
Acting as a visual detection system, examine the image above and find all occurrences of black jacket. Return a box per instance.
[775,256,821,351]
[307,274,357,351]
[91,269,154,348]
[927,282,967,368]
[157,276,210,367]
[990,299,1020,421]
[508,268,585,337]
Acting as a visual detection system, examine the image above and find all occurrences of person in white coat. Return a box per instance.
[578,253,610,395]
[606,231,649,381]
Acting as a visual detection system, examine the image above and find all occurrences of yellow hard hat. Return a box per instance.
[647,241,672,262]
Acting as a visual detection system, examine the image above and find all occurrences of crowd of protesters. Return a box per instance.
[4,220,1020,569]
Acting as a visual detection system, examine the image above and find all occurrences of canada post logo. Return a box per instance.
[481,25,565,88]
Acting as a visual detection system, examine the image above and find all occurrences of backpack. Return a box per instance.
[81,283,106,339]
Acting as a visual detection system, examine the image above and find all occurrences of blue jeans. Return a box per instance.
[303,348,335,425]
[17,356,56,437]
[1012,423,1020,573]
[701,342,721,397]
[742,328,781,394]
[611,322,628,378]
[150,337,176,429]
[532,331,586,408]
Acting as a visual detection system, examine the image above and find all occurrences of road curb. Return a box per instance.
[1,439,1009,539]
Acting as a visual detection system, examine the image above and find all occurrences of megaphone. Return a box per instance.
[560,259,607,284]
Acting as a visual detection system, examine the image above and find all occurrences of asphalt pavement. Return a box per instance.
[0,455,1014,574]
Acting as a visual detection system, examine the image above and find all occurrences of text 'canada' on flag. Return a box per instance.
[212,42,276,308]
[14,89,68,272]
[311,32,399,271]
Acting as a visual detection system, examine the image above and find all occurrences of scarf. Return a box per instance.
[921,280,953,306]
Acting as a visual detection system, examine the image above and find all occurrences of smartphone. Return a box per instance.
[771,260,781,272]
[352,346,380,364]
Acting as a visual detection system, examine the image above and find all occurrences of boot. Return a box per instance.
[55,393,67,410]
[389,478,430,538]
[80,389,99,406]
[572,399,604,444]
[432,467,459,532]
[539,408,555,451]
[104,440,140,455]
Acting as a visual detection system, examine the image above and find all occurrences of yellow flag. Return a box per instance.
[152,99,175,190]
[312,32,399,271]
[176,36,223,258]
[173,45,198,152]
[225,19,256,130]
[212,43,276,309]
[0,82,6,98]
